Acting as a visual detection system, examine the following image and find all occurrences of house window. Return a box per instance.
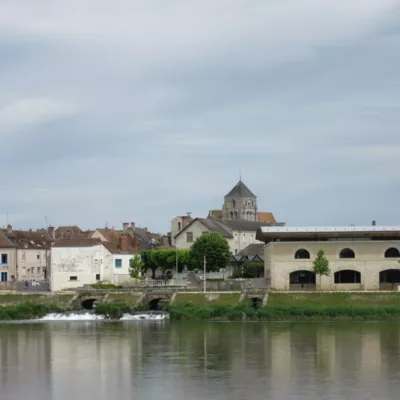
[178,222,181,231]
[22,267,26,277]
[69,276,78,281]
[1,254,8,265]
[37,254,40,260]
[96,274,100,280]
[22,253,26,261]
[1,272,7,282]
[186,232,194,242]
[115,259,122,268]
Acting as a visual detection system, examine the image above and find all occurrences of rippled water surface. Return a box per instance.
[1,320,400,400]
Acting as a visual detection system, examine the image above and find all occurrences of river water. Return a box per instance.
[1,317,400,400]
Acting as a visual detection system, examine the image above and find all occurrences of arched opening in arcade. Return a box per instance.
[334,270,361,284]
[289,270,316,290]
[379,269,400,290]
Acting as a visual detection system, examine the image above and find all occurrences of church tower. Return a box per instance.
[222,180,258,221]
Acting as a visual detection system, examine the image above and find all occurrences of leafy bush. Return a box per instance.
[0,303,64,320]
[90,283,122,289]
[94,302,132,319]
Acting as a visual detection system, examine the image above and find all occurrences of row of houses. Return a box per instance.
[0,222,171,291]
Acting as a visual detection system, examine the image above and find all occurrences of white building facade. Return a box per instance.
[51,240,113,291]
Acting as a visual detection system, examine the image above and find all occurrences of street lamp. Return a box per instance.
[203,255,207,293]
[175,248,179,282]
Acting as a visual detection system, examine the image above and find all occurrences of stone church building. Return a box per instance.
[171,180,283,253]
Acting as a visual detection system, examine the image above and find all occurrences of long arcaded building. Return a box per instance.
[256,225,400,291]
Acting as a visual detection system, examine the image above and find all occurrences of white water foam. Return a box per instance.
[120,313,169,320]
[39,312,168,321]
[39,312,105,321]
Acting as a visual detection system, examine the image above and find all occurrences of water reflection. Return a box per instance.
[0,321,400,400]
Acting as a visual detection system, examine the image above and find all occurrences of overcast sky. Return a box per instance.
[1,0,400,233]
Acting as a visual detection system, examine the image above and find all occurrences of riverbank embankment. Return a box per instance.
[2,291,400,321]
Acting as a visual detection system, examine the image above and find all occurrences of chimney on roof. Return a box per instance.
[48,226,55,240]
[372,220,376,226]
[6,224,12,233]
[143,227,148,233]
[119,233,130,252]
[131,222,136,231]
[122,222,129,231]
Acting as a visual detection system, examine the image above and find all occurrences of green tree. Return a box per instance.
[312,249,330,290]
[129,255,145,280]
[140,249,191,278]
[189,232,231,272]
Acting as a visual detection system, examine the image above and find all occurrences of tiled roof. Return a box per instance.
[5,230,52,249]
[96,228,122,243]
[208,209,223,218]
[55,225,83,239]
[53,238,102,247]
[0,232,16,248]
[225,180,256,198]
[215,219,268,232]
[257,212,277,224]
[174,218,233,238]
[102,242,137,255]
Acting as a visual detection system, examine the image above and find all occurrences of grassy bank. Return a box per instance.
[0,303,66,321]
[268,292,400,308]
[174,293,241,306]
[166,302,400,321]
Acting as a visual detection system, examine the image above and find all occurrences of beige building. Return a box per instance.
[0,231,17,287]
[256,225,400,291]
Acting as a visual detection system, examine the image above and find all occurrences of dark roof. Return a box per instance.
[225,180,256,198]
[0,232,16,248]
[237,243,264,258]
[198,219,233,238]
[173,218,233,238]
[53,238,102,247]
[55,225,83,239]
[5,230,52,249]
[215,219,267,232]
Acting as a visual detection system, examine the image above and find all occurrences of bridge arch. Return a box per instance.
[148,297,169,311]
[81,298,98,310]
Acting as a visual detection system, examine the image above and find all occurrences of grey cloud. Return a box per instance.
[1,1,400,232]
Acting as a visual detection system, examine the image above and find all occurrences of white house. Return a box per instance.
[92,228,140,284]
[0,231,17,288]
[174,217,279,254]
[51,239,113,291]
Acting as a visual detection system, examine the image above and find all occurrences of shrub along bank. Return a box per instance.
[0,303,66,321]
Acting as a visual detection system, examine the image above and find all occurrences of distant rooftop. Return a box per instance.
[259,226,400,234]
[225,180,256,198]
[256,225,400,243]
